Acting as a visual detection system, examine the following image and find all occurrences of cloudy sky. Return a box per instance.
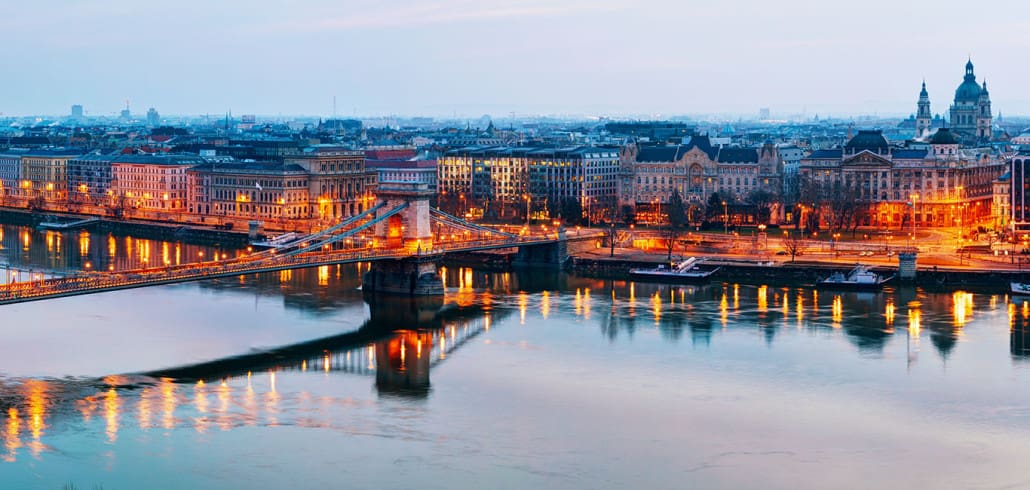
[2,0,1028,118]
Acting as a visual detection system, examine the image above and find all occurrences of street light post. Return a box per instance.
[722,200,728,234]
[909,193,918,242]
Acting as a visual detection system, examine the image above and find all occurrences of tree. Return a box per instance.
[664,189,687,260]
[705,192,723,221]
[747,189,776,224]
[782,229,804,262]
[560,197,583,225]
[620,204,636,225]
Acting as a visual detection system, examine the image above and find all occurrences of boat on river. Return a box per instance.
[628,257,719,284]
[817,264,893,290]
[1011,282,1030,295]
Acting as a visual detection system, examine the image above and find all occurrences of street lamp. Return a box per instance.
[722,200,728,234]
[909,193,918,241]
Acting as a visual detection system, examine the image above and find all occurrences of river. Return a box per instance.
[0,223,1028,489]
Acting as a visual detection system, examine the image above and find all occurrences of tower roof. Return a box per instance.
[845,130,889,151]
[955,58,985,103]
[929,128,959,145]
[920,80,928,97]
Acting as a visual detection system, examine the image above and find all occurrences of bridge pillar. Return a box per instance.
[362,254,444,296]
[372,181,435,253]
[513,227,568,268]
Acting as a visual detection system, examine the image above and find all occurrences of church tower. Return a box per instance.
[976,80,992,141]
[916,80,932,139]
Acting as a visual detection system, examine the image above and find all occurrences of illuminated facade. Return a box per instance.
[111,155,201,213]
[799,129,1005,229]
[439,146,619,221]
[283,145,374,222]
[1009,152,1030,233]
[186,161,311,222]
[19,149,83,203]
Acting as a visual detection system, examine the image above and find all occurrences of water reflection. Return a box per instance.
[0,223,237,282]
[0,291,500,463]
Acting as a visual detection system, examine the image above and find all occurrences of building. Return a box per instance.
[798,129,1004,231]
[111,155,203,215]
[67,152,117,205]
[70,105,84,120]
[187,161,311,224]
[146,108,160,127]
[619,137,783,223]
[779,144,805,199]
[994,170,1010,230]
[19,149,83,204]
[283,145,373,222]
[1009,151,1030,234]
[439,146,620,222]
[916,81,932,139]
[0,150,27,204]
[948,59,993,144]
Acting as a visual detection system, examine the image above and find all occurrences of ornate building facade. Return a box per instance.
[798,129,1004,231]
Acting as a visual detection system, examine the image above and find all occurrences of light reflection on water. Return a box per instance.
[0,223,1029,487]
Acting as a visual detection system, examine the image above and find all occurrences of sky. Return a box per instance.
[2,0,1029,119]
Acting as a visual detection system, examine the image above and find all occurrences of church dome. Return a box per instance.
[954,59,981,103]
[955,79,982,102]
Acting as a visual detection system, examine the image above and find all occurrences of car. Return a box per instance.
[775,250,789,256]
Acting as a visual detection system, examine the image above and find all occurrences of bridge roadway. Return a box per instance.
[0,234,589,305]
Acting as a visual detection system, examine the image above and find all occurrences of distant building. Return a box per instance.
[146,108,160,127]
[798,129,1004,230]
[1009,151,1030,234]
[994,170,1010,230]
[439,146,620,221]
[20,149,83,203]
[70,105,84,120]
[0,150,28,203]
[760,108,771,120]
[187,161,312,223]
[283,145,373,221]
[111,155,202,215]
[68,152,117,205]
[947,60,993,144]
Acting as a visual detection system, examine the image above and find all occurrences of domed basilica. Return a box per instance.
[915,59,992,145]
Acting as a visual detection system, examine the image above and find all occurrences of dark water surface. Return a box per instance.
[1,224,1029,489]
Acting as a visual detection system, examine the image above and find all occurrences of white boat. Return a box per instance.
[629,257,719,283]
[817,264,893,290]
[1011,282,1030,295]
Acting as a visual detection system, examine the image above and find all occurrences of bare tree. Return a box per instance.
[782,230,804,262]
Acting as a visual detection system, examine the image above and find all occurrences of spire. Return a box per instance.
[981,79,989,94]
[965,58,975,79]
[920,79,928,96]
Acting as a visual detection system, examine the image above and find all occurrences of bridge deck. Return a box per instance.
[0,235,590,305]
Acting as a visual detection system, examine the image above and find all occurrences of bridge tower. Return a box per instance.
[363,181,444,296]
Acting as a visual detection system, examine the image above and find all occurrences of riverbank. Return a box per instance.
[0,208,251,247]
[568,248,1028,292]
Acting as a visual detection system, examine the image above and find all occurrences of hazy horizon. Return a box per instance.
[3,0,1029,119]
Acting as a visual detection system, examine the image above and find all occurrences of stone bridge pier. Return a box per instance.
[364,182,444,296]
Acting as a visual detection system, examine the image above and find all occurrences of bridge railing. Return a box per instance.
[0,233,568,302]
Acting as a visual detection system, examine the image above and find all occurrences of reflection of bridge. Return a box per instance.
[0,296,502,461]
[144,295,500,396]
[0,182,599,304]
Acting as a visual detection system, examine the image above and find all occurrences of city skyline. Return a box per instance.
[2,0,1030,118]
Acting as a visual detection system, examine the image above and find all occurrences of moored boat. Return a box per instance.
[1011,282,1030,295]
[817,264,893,290]
[628,257,719,284]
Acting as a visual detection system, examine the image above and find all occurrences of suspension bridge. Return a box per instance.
[0,182,600,305]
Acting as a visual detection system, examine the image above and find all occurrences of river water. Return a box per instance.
[1,223,1029,489]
